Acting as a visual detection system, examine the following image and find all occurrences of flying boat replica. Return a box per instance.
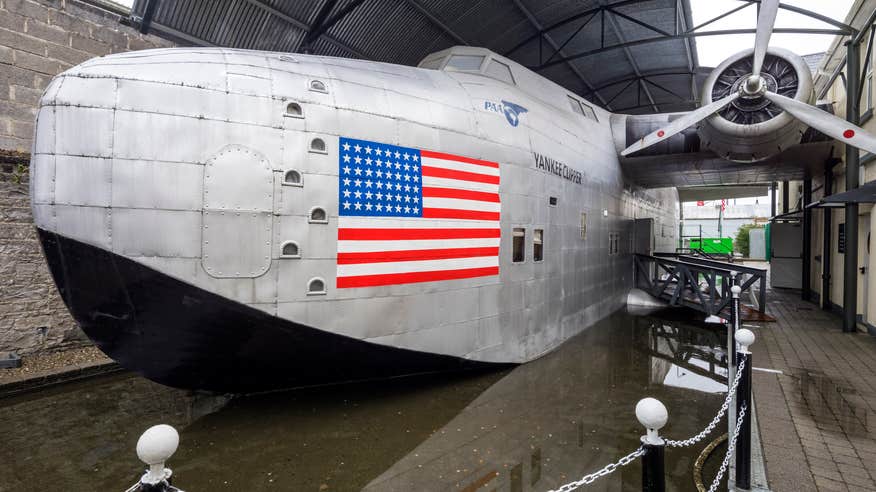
[29,1,876,392]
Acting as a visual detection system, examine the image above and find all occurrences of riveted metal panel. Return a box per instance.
[111,160,204,210]
[112,209,202,258]
[30,153,55,205]
[54,205,110,250]
[54,155,111,207]
[54,107,114,158]
[54,76,116,108]
[203,145,274,278]
[32,106,55,155]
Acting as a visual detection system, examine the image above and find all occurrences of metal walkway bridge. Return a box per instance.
[633,253,768,321]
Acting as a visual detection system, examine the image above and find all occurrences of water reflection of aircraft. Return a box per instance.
[31,1,876,392]
[363,314,727,491]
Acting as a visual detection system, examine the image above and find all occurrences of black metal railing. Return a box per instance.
[634,254,767,319]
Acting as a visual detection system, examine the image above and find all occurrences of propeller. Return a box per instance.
[764,92,876,154]
[620,93,740,157]
[620,0,876,157]
[752,0,779,79]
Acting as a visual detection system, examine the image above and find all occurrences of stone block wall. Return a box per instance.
[0,0,173,354]
[1,0,174,152]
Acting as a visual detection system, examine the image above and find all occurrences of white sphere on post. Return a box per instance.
[731,285,742,297]
[636,397,668,445]
[136,424,179,484]
[736,328,756,353]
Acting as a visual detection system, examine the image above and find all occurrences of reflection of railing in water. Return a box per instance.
[642,322,729,385]
[634,253,767,319]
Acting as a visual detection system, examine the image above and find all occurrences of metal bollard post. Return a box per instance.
[636,398,667,492]
[126,424,185,492]
[735,328,755,490]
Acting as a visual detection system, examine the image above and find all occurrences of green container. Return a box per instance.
[690,237,733,254]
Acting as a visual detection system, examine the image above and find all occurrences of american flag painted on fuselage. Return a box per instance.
[337,137,501,288]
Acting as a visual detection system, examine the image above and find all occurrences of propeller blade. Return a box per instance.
[621,93,740,157]
[752,0,779,77]
[764,92,876,154]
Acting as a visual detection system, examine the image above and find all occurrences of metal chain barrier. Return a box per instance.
[548,446,645,492]
[665,357,746,448]
[707,403,747,492]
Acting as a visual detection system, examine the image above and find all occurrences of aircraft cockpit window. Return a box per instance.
[444,55,485,72]
[568,96,599,122]
[568,96,585,115]
[419,58,443,70]
[484,60,515,85]
[580,102,598,122]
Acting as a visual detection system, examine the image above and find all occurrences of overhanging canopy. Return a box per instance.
[806,180,876,209]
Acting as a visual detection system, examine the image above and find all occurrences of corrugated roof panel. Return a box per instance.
[132,0,701,114]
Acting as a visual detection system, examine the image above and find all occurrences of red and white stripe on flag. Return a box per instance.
[337,149,501,288]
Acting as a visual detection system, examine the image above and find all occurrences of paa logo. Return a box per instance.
[483,100,528,127]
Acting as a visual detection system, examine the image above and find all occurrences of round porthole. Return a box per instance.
[284,170,302,186]
[309,138,326,154]
[307,277,326,295]
[309,207,327,223]
[285,102,303,118]
[309,80,327,93]
[281,241,300,258]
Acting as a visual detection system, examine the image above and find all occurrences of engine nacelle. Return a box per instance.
[698,47,813,162]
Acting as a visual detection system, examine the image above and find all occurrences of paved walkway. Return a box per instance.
[752,288,876,491]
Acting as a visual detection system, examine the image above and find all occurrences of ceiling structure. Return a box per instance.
[130,0,709,114]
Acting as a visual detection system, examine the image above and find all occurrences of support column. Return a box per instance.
[844,39,861,333]
[782,180,790,214]
[803,179,812,300]
[823,165,834,311]
[679,201,684,250]
[771,182,777,218]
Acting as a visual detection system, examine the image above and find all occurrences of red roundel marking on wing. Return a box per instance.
[657,130,665,138]
[844,129,856,139]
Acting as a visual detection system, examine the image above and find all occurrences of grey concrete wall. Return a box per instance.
[0,0,173,354]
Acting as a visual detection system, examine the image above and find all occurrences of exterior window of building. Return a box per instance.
[513,228,525,263]
[534,229,544,262]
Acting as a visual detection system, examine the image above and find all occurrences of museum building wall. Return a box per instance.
[0,0,173,354]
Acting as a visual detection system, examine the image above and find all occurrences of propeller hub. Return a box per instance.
[742,75,766,97]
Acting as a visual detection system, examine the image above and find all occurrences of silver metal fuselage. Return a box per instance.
[30,47,677,378]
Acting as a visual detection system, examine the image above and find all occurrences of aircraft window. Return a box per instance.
[485,60,515,85]
[309,207,328,223]
[609,232,620,255]
[283,170,302,186]
[419,58,443,70]
[512,227,525,263]
[309,138,327,154]
[309,80,328,93]
[549,196,558,206]
[534,229,544,262]
[580,102,598,121]
[307,277,326,295]
[281,241,300,258]
[568,96,585,115]
[285,102,303,118]
[445,55,485,72]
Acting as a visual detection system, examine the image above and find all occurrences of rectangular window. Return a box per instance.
[485,59,515,85]
[580,101,598,121]
[568,95,584,115]
[445,55,485,72]
[534,229,544,261]
[609,232,620,255]
[549,196,558,206]
[580,213,587,240]
[513,227,525,262]
[867,71,873,114]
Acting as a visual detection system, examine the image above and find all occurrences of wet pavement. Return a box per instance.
[0,309,732,491]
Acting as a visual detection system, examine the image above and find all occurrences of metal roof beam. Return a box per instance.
[402,0,468,45]
[299,0,368,53]
[534,27,849,71]
[242,0,367,58]
[510,0,611,109]
[598,1,658,112]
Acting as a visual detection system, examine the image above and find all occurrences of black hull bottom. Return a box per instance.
[37,229,503,393]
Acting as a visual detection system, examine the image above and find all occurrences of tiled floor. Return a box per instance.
[751,288,876,491]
